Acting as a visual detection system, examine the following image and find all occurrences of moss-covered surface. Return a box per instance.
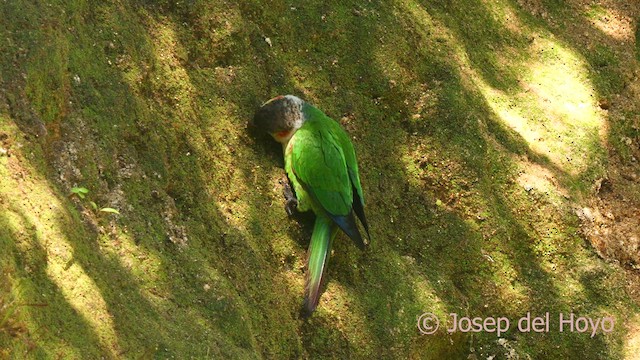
[1,0,639,358]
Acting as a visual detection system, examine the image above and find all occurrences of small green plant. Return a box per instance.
[70,187,120,215]
[70,187,89,199]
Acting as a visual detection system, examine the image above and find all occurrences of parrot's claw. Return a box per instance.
[285,198,298,216]
[283,181,298,216]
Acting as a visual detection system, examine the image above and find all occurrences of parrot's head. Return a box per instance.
[253,95,305,144]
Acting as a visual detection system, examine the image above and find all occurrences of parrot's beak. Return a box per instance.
[262,95,284,106]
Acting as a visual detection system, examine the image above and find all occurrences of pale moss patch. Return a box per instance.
[585,4,636,41]
[99,229,164,285]
[318,282,377,351]
[477,36,605,177]
[488,250,533,312]
[0,120,120,356]
[516,160,569,199]
[625,314,640,360]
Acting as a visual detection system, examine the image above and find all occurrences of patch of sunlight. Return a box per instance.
[46,257,119,354]
[400,147,425,189]
[585,5,635,42]
[625,314,640,360]
[388,0,442,84]
[215,197,250,234]
[0,123,121,356]
[322,282,377,347]
[411,272,449,318]
[100,230,163,285]
[481,0,525,35]
[487,251,532,313]
[138,15,261,248]
[526,38,600,127]
[179,102,254,238]
[212,167,251,234]
[516,159,569,199]
[554,271,586,304]
[400,0,606,177]
[372,49,417,89]
[282,265,304,291]
[480,37,605,176]
[394,253,449,320]
[142,15,197,118]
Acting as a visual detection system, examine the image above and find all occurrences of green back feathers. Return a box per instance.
[290,113,353,217]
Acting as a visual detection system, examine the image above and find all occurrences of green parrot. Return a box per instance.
[253,95,370,315]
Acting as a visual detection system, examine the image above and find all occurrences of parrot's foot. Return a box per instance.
[285,199,298,216]
[282,181,298,216]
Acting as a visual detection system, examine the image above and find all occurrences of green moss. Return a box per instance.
[637,20,640,61]
[587,44,624,95]
[0,0,638,358]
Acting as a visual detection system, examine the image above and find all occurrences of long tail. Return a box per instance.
[303,215,338,316]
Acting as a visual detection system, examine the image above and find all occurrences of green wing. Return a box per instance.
[324,113,370,240]
[288,106,368,247]
[291,120,352,216]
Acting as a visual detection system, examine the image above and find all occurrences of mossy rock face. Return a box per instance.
[636,20,640,61]
[0,0,639,359]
